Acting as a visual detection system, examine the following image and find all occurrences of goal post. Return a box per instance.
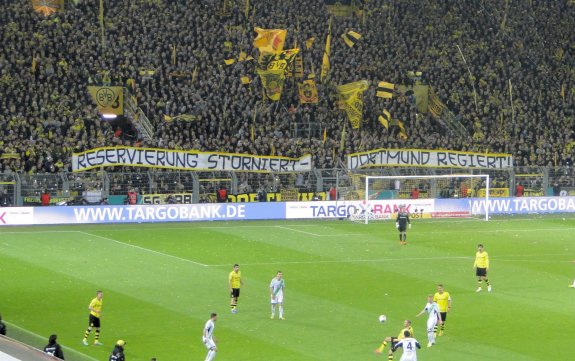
[352,174,490,224]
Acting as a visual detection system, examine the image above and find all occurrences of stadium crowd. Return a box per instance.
[0,0,573,175]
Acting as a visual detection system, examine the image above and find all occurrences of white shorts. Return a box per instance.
[427,317,438,332]
[202,338,216,350]
[271,292,283,304]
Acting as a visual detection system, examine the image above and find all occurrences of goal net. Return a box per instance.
[346,174,490,223]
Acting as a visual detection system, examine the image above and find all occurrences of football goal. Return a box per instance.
[347,174,490,224]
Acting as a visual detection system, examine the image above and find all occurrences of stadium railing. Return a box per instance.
[0,166,573,206]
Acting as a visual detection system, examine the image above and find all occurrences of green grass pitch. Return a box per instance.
[1,215,574,360]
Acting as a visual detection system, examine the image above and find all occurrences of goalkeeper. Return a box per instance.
[395,205,411,245]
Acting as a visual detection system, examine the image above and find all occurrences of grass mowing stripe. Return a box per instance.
[76,231,209,267]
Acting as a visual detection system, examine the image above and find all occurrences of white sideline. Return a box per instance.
[5,322,100,361]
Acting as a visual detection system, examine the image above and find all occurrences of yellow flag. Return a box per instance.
[257,68,286,101]
[340,123,346,151]
[191,67,198,83]
[305,37,315,50]
[31,55,37,73]
[163,114,173,122]
[323,128,327,143]
[224,58,235,65]
[561,83,565,101]
[376,81,394,98]
[336,80,369,129]
[378,109,390,129]
[87,86,124,115]
[429,91,445,117]
[238,51,247,61]
[244,0,250,18]
[298,79,319,104]
[240,76,252,85]
[341,30,361,48]
[253,27,287,54]
[320,19,332,83]
[270,144,276,156]
[171,44,177,65]
[251,125,255,142]
[260,48,300,71]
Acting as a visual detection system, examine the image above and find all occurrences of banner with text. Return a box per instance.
[347,148,513,169]
[72,147,312,172]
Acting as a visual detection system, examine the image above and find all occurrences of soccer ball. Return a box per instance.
[378,314,387,323]
[231,308,238,314]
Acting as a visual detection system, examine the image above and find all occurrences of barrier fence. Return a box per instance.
[0,166,573,207]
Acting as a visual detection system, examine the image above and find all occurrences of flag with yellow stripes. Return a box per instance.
[378,109,390,129]
[376,81,394,98]
[298,79,319,104]
[253,27,287,54]
[336,80,369,129]
[428,91,445,117]
[341,30,361,48]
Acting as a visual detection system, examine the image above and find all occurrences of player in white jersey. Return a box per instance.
[416,294,443,347]
[392,330,421,361]
[202,313,218,361]
[269,271,285,320]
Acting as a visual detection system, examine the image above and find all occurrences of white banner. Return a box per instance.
[72,147,312,172]
[347,148,513,169]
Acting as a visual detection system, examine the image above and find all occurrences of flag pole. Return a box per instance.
[99,0,105,50]
[456,44,478,111]
[509,79,514,124]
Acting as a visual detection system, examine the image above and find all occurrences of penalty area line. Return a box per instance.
[77,231,209,267]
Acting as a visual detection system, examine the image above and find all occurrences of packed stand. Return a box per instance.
[0,0,573,174]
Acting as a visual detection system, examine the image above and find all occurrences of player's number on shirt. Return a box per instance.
[406,342,413,350]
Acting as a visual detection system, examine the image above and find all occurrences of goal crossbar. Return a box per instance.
[362,174,490,223]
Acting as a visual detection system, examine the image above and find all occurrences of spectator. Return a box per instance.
[515,182,524,197]
[0,313,6,335]
[410,187,420,199]
[43,334,65,360]
[40,190,51,206]
[328,186,337,201]
[216,185,228,203]
[109,340,126,361]
[553,183,561,196]
[126,188,138,205]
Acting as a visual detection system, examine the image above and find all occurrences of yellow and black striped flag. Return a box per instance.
[429,92,445,118]
[376,81,394,98]
[378,109,390,129]
[341,30,361,48]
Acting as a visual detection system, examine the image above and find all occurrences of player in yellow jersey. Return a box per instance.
[374,319,414,360]
[228,264,244,313]
[473,244,491,292]
[82,290,103,346]
[433,284,452,336]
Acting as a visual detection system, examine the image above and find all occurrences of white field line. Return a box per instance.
[274,226,364,237]
[206,253,571,267]
[3,225,572,237]
[77,231,208,267]
[5,322,100,361]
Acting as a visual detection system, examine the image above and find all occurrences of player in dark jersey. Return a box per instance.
[396,205,411,245]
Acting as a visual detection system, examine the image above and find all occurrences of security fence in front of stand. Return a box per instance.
[1,166,573,207]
